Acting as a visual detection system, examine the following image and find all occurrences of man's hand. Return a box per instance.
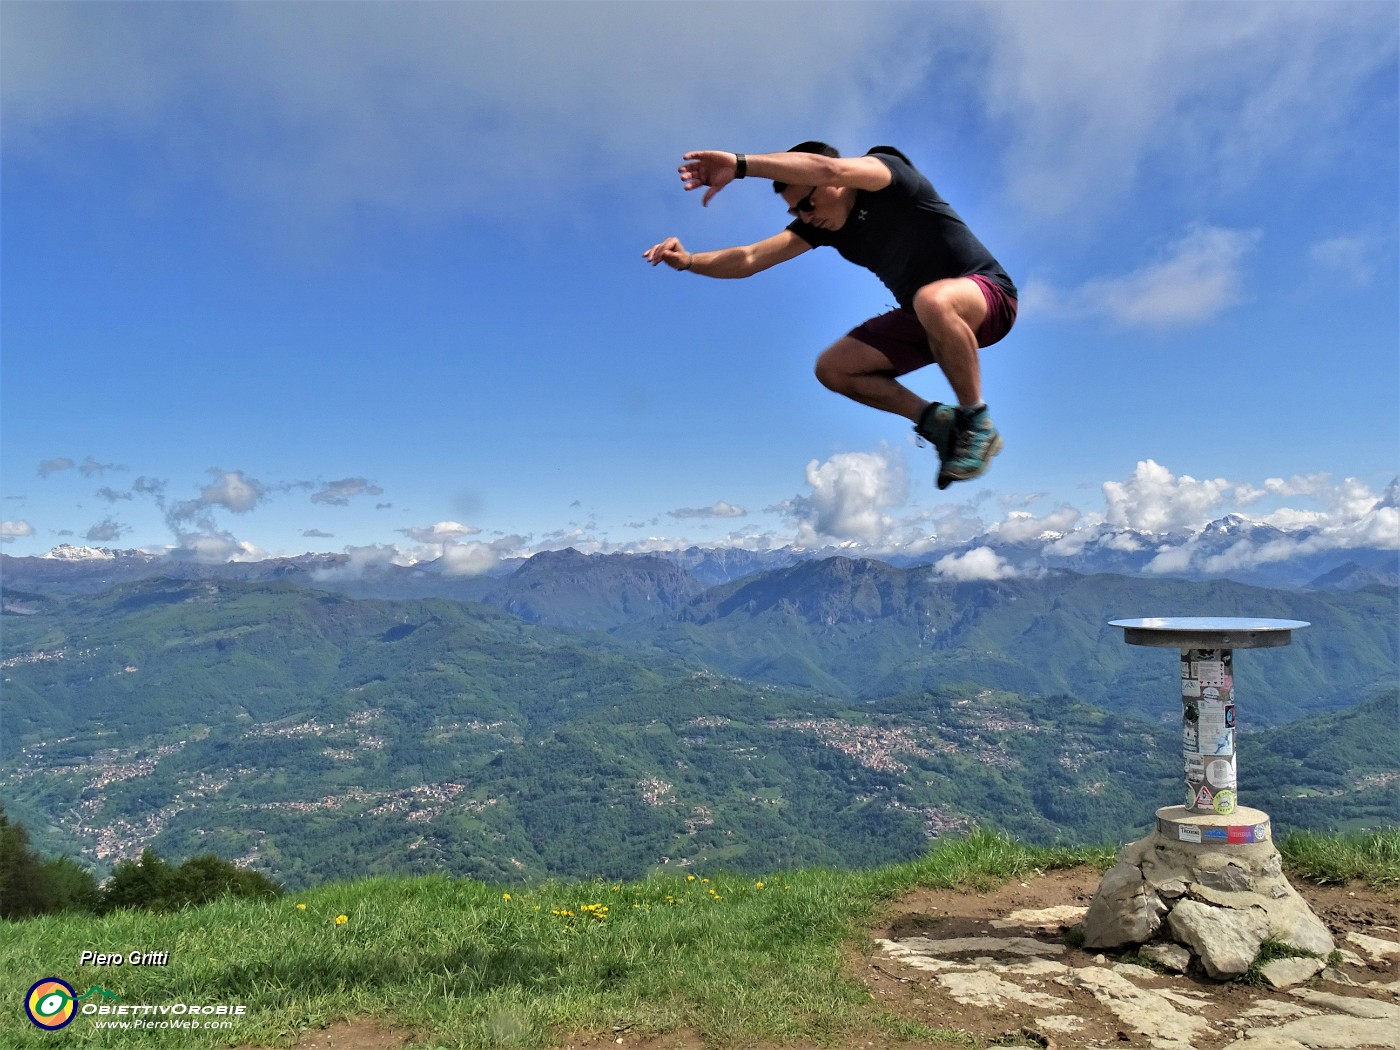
[642,236,693,271]
[679,151,740,206]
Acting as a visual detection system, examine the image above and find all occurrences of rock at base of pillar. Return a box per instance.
[1080,807,1335,978]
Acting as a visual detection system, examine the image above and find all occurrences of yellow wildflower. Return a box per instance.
[755,881,765,889]
[335,915,348,925]
[687,875,696,882]
[502,893,511,901]
[296,903,307,911]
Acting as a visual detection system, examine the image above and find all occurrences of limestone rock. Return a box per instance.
[1141,942,1192,974]
[1267,900,1335,957]
[1168,899,1269,980]
[1260,956,1324,990]
[1346,930,1400,962]
[1082,860,1167,949]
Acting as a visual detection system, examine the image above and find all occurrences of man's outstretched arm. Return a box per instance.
[679,150,892,205]
[642,229,810,278]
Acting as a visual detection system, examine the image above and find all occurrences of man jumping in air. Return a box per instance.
[643,142,1017,489]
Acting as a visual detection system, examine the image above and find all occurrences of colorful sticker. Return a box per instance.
[1195,784,1214,808]
[1203,826,1229,842]
[1178,824,1202,844]
[1213,789,1237,815]
[1227,826,1256,844]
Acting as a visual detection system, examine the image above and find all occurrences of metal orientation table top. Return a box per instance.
[1109,617,1309,649]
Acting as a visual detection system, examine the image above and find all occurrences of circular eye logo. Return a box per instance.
[26,978,78,1030]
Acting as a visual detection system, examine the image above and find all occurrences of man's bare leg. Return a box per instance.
[911,277,987,407]
[813,337,929,421]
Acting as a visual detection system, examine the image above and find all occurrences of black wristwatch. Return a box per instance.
[734,153,747,179]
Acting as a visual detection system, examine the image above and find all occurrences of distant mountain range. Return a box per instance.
[2,572,1394,890]
[6,503,1397,597]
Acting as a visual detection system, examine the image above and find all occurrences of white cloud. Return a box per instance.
[37,457,74,477]
[979,3,1397,219]
[988,506,1081,544]
[84,518,128,544]
[0,3,943,226]
[198,470,267,513]
[398,520,479,545]
[1025,225,1261,327]
[669,501,746,520]
[777,446,908,547]
[933,546,1018,582]
[438,540,507,577]
[1103,460,1234,534]
[1,520,35,541]
[1308,234,1378,285]
[311,477,384,506]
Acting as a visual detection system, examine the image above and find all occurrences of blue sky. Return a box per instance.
[2,1,1397,573]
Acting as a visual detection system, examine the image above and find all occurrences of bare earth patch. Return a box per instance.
[243,867,1399,1050]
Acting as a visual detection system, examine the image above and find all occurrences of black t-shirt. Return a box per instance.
[786,147,1016,311]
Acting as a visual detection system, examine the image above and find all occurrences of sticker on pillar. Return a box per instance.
[1209,728,1234,755]
[1185,755,1205,780]
[1180,657,1201,697]
[1213,789,1237,815]
[1194,659,1227,687]
[1206,758,1236,789]
[1183,705,1200,753]
[1227,826,1256,844]
[1224,705,1236,728]
[1178,824,1202,844]
[1194,784,1214,808]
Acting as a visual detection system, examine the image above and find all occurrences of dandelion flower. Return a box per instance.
[335,915,348,925]
[502,893,511,901]
[296,903,307,911]
[755,881,765,889]
[687,875,696,882]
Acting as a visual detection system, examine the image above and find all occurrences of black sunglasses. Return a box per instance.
[787,188,817,218]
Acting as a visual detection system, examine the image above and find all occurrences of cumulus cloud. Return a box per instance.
[132,476,166,497]
[774,446,908,548]
[988,506,1082,544]
[37,457,74,477]
[398,521,480,545]
[933,546,1019,582]
[668,501,746,520]
[197,470,267,513]
[1,520,36,541]
[311,477,384,506]
[78,456,124,477]
[1103,460,1234,534]
[439,539,511,577]
[1025,225,1262,327]
[84,518,129,544]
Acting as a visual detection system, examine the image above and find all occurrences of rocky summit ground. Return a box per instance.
[245,867,1399,1050]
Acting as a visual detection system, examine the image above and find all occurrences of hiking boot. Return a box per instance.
[913,401,958,462]
[938,405,1003,489]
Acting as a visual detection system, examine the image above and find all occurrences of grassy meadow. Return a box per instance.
[5,828,1396,1049]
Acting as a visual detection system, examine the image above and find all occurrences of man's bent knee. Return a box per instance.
[814,339,894,393]
[912,278,987,336]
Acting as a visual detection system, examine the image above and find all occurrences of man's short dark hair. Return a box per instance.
[773,141,840,193]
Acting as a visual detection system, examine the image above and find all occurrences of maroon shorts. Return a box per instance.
[847,275,1018,376]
